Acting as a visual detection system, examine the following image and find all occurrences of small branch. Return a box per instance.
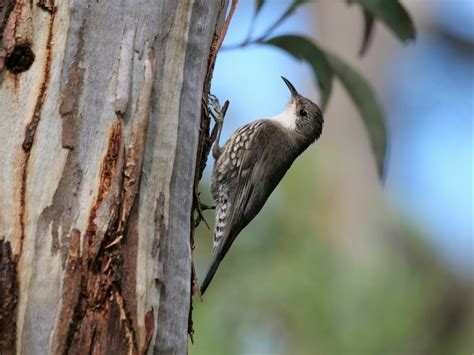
[222,2,297,50]
[216,0,239,52]
[193,191,211,230]
[256,3,296,42]
[242,7,259,47]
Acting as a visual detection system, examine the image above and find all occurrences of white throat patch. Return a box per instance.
[269,103,297,130]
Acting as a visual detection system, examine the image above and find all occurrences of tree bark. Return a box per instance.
[0,0,227,353]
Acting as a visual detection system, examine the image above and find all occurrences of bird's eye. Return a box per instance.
[299,109,308,117]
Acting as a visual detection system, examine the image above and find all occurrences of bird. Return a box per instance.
[201,77,324,294]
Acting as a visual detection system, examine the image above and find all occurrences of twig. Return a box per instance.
[222,1,298,50]
[216,0,239,52]
[256,3,296,42]
[194,191,211,230]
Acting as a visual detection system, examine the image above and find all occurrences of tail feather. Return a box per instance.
[200,256,222,295]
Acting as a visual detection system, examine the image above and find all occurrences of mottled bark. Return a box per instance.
[0,0,227,353]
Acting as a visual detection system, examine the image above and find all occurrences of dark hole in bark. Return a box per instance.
[5,44,35,74]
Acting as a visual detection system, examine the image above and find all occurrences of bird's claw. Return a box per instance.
[208,94,230,160]
[193,191,212,230]
[209,94,229,125]
[200,203,215,211]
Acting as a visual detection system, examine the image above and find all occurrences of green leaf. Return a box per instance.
[255,0,265,15]
[351,0,416,42]
[263,35,333,111]
[326,52,387,178]
[359,8,375,57]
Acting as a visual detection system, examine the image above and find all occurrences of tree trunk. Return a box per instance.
[0,0,227,353]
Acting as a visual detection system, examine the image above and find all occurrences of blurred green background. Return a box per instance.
[191,1,473,354]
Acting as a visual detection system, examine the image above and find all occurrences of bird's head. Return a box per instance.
[279,76,324,143]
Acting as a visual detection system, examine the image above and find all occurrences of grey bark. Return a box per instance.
[0,0,226,353]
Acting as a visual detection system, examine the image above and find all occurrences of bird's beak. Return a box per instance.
[281,76,298,101]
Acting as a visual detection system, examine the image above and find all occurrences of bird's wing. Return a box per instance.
[219,123,290,258]
[202,122,289,294]
[211,120,265,255]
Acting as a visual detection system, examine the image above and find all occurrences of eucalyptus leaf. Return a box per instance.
[264,35,333,111]
[359,8,375,57]
[351,0,416,42]
[326,52,387,178]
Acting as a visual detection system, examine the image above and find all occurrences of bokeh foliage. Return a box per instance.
[192,153,473,354]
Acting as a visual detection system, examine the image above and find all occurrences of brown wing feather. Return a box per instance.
[201,121,295,294]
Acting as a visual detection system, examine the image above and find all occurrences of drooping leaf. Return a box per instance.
[255,0,265,15]
[359,8,376,57]
[326,52,387,178]
[351,0,416,42]
[264,35,333,111]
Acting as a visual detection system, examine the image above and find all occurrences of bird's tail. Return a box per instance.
[200,256,222,295]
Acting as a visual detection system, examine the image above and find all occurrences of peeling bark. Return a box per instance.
[0,0,228,353]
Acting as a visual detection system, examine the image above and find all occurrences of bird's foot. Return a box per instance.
[200,202,215,211]
[209,94,229,124]
[193,192,213,229]
[209,94,229,159]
